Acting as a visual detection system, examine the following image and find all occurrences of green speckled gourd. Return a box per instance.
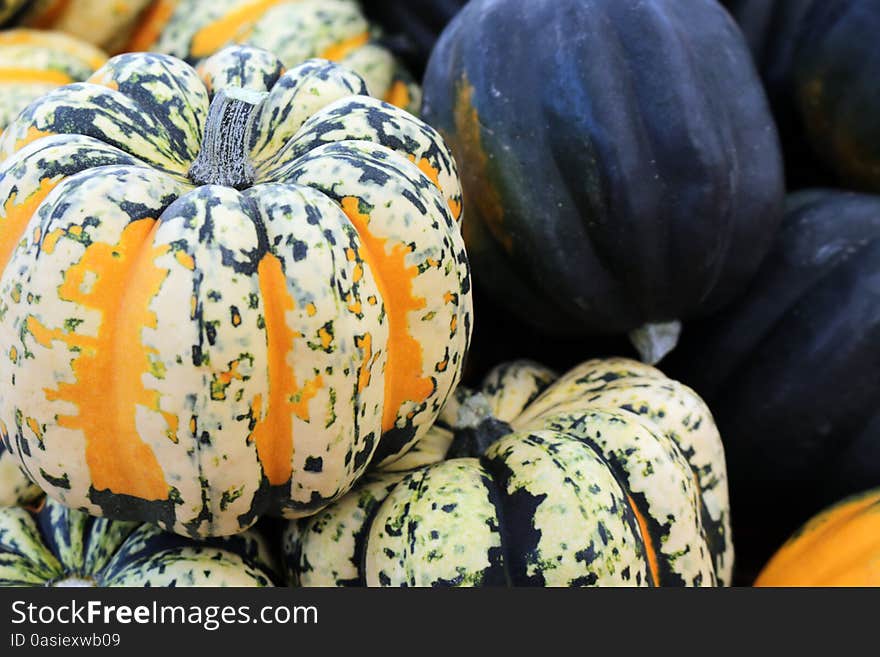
[0,29,107,134]
[127,0,421,114]
[0,0,156,54]
[285,358,733,587]
[0,45,471,538]
[0,497,277,586]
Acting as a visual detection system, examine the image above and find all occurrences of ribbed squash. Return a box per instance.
[0,497,277,586]
[0,29,106,133]
[422,0,784,364]
[724,0,880,192]
[755,489,880,587]
[0,45,471,537]
[0,0,156,53]
[125,0,421,114]
[667,189,880,584]
[285,358,732,587]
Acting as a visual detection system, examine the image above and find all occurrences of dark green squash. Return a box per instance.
[667,189,880,584]
[723,0,880,192]
[422,0,784,363]
[360,0,468,79]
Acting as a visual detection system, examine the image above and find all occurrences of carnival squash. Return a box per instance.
[0,29,106,133]
[667,189,880,583]
[126,0,421,113]
[754,488,880,587]
[0,0,156,53]
[285,358,732,587]
[422,0,784,363]
[0,497,277,586]
[0,46,471,537]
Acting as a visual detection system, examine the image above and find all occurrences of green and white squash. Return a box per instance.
[285,358,733,587]
[0,45,471,537]
[0,0,156,54]
[0,29,106,134]
[0,497,276,586]
[126,0,421,114]
[0,443,40,507]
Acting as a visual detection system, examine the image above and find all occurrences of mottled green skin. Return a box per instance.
[0,442,40,506]
[285,358,732,587]
[152,0,421,114]
[0,29,107,132]
[0,46,470,537]
[0,498,276,586]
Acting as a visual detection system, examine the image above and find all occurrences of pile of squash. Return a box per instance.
[0,0,876,588]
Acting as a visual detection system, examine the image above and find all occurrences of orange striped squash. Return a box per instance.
[0,45,470,537]
[0,29,106,134]
[124,0,421,113]
[1,0,156,53]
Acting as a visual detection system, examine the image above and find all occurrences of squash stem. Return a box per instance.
[628,320,682,366]
[444,391,513,458]
[188,87,267,189]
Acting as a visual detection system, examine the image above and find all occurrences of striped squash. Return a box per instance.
[0,29,106,133]
[0,46,471,537]
[0,497,276,586]
[0,0,156,53]
[285,358,733,587]
[127,0,421,113]
[755,489,880,587]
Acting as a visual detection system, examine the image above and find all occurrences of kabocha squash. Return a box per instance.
[0,0,156,53]
[0,497,277,586]
[422,0,784,364]
[0,29,106,134]
[754,489,880,587]
[126,0,421,114]
[723,0,880,192]
[359,0,468,80]
[0,46,471,537]
[666,189,880,584]
[285,358,732,587]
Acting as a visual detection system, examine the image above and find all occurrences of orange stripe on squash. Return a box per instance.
[85,69,120,91]
[407,154,441,188]
[340,196,433,432]
[405,154,462,221]
[454,78,510,250]
[320,31,369,62]
[190,0,286,58]
[33,218,171,501]
[383,80,411,110]
[124,0,179,52]
[0,176,59,276]
[626,492,661,587]
[251,252,323,486]
[4,127,54,164]
[0,68,74,85]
